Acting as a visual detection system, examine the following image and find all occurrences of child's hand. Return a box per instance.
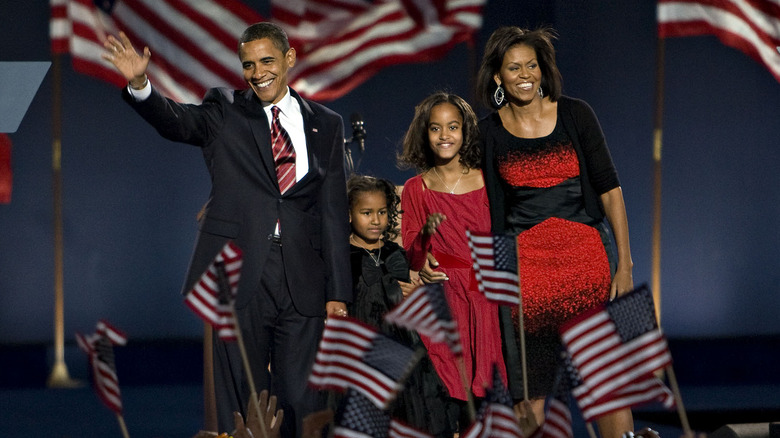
[423,213,446,235]
[399,280,417,298]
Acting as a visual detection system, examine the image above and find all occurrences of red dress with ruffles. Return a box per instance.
[401,174,506,400]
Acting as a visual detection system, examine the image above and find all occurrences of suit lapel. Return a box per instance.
[238,89,279,187]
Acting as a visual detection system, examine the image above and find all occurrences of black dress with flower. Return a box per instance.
[348,240,458,437]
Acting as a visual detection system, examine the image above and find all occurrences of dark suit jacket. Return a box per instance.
[123,86,352,316]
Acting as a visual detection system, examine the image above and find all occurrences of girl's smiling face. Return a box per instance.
[427,102,464,165]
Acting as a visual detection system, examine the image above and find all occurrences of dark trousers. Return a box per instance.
[213,243,325,437]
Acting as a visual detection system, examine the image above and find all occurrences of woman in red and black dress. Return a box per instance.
[476,26,636,438]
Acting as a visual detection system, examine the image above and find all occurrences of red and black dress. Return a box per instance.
[479,96,621,399]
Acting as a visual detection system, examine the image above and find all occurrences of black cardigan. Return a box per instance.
[479,95,620,233]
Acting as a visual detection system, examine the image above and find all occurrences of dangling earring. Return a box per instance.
[538,86,544,99]
[493,84,505,107]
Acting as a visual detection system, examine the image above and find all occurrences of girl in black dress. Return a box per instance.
[346,174,457,437]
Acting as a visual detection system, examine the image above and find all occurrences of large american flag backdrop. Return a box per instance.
[658,0,780,83]
[50,0,486,102]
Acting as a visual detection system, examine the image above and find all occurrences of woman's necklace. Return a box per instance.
[350,235,382,266]
[432,167,464,194]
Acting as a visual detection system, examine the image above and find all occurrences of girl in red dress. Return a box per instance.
[398,93,507,434]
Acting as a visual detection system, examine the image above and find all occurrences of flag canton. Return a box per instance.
[561,351,584,389]
[363,333,414,381]
[336,389,390,436]
[213,261,232,305]
[94,337,116,371]
[550,356,572,405]
[93,0,116,13]
[482,363,512,410]
[492,234,518,274]
[424,284,454,322]
[608,285,658,343]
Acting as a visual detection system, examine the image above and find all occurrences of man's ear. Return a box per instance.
[285,47,296,68]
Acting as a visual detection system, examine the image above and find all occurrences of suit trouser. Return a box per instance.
[213,242,325,437]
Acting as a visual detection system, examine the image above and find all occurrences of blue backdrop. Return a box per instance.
[2,1,779,344]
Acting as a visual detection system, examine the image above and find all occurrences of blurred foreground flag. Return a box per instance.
[308,315,417,409]
[560,285,675,421]
[76,319,127,415]
[466,230,520,307]
[185,241,243,341]
[658,0,780,83]
[384,283,462,357]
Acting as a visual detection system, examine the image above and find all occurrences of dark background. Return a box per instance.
[2,0,779,346]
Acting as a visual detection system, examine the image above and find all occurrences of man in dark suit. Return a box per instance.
[102,23,352,437]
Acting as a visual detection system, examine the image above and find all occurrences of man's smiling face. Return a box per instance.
[239,38,296,104]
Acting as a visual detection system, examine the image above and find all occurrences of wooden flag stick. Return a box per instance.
[665,364,692,437]
[232,313,270,438]
[456,355,477,422]
[116,413,130,438]
[214,259,268,438]
[585,422,598,438]
[515,282,529,401]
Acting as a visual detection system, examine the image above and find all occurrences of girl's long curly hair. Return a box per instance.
[347,174,401,242]
[397,92,480,172]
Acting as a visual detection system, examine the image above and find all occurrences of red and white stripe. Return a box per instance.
[285,0,486,100]
[658,0,780,82]
[576,377,675,422]
[389,419,434,438]
[533,397,573,438]
[483,403,524,438]
[384,284,462,355]
[96,319,128,346]
[92,352,123,414]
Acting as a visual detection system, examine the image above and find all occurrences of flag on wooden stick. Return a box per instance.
[462,364,522,438]
[389,418,434,438]
[466,230,520,307]
[76,319,128,415]
[185,241,242,341]
[384,283,461,356]
[308,315,418,409]
[560,285,676,422]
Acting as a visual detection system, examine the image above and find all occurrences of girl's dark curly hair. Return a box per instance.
[397,92,480,172]
[347,174,401,242]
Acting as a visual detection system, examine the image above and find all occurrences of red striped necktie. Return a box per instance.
[271,105,296,194]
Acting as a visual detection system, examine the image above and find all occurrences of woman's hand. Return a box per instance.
[419,253,448,284]
[610,267,634,300]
